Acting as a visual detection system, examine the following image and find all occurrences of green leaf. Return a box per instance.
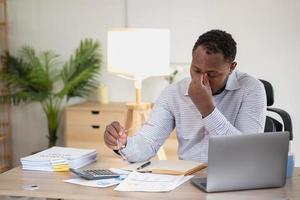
[59,39,101,100]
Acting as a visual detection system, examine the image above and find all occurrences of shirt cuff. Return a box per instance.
[202,108,227,133]
[119,138,135,159]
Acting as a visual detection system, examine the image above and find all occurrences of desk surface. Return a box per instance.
[0,157,299,200]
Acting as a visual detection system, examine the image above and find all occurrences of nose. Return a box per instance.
[198,72,207,77]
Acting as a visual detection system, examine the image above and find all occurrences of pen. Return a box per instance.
[136,161,151,170]
[116,128,131,161]
[116,139,127,161]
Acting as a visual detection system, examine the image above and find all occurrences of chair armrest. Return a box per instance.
[267,107,293,140]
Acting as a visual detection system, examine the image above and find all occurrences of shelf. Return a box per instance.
[0,0,11,172]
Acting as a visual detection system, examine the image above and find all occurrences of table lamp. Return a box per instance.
[107,28,170,105]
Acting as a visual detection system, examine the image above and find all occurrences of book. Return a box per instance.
[121,160,207,176]
[20,146,97,172]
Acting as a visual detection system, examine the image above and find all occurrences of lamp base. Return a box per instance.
[125,102,152,136]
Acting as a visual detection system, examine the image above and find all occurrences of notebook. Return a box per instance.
[122,160,207,175]
[191,132,289,192]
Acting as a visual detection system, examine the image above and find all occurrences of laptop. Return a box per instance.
[191,132,289,192]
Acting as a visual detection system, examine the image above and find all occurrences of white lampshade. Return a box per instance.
[107,28,171,88]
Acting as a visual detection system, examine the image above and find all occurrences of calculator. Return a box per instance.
[70,168,120,180]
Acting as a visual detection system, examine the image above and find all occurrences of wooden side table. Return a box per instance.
[64,101,176,160]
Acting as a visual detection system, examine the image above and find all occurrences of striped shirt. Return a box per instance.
[121,70,267,163]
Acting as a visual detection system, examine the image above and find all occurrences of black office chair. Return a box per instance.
[259,79,293,140]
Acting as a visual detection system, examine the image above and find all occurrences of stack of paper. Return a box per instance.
[20,146,97,172]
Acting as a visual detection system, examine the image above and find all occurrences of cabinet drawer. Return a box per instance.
[65,125,103,143]
[65,110,127,126]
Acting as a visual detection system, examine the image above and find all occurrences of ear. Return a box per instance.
[229,62,237,73]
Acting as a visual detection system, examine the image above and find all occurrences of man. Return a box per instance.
[104,29,266,163]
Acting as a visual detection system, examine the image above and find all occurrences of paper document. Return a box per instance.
[64,177,125,188]
[114,171,193,192]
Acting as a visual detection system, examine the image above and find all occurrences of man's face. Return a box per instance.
[190,45,236,95]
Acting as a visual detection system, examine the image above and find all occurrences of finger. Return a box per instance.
[104,131,118,146]
[111,121,123,136]
[205,74,212,91]
[104,132,119,149]
[193,73,203,86]
[111,121,121,131]
[203,73,209,86]
[120,128,128,138]
[105,142,118,150]
[104,130,115,144]
[119,133,127,145]
[191,73,201,88]
[106,125,119,140]
[200,73,205,87]
[104,137,116,149]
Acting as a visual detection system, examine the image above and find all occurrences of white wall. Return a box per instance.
[7,0,300,166]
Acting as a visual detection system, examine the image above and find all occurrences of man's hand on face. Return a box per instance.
[188,73,215,118]
[104,121,128,150]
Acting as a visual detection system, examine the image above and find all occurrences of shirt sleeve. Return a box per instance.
[121,88,175,162]
[203,80,267,136]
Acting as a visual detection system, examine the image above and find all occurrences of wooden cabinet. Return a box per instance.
[64,101,127,157]
[0,0,8,52]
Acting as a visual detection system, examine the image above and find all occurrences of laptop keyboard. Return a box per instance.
[191,177,207,190]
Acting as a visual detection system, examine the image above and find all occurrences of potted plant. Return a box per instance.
[0,39,102,147]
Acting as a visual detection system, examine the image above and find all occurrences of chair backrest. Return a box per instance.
[260,80,274,106]
[265,116,283,132]
[259,79,293,140]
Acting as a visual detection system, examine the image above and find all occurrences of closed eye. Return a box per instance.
[193,69,201,74]
[207,71,219,78]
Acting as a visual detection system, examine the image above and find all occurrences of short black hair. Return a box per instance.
[192,30,237,62]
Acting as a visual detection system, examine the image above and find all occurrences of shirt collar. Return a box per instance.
[184,70,241,96]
